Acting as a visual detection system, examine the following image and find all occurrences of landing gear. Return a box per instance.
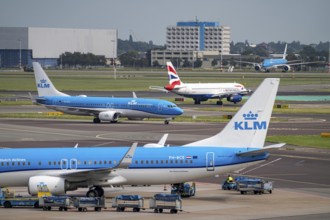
[216,100,223,105]
[164,120,169,125]
[93,117,101,123]
[86,186,104,197]
[194,99,201,104]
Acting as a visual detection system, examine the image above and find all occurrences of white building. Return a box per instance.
[151,21,231,67]
[0,27,117,67]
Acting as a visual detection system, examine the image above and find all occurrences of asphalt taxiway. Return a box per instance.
[0,117,330,219]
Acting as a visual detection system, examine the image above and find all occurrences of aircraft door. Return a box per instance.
[61,159,68,170]
[70,159,78,170]
[206,152,215,171]
[158,104,163,112]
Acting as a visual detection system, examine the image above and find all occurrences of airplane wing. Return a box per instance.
[59,143,138,181]
[286,61,324,66]
[236,143,285,157]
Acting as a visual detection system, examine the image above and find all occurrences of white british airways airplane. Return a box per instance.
[151,62,250,105]
[0,78,284,197]
[31,62,183,124]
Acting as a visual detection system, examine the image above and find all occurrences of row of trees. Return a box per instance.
[56,40,329,68]
[58,52,106,67]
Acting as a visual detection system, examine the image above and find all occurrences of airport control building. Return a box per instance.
[0,27,117,68]
[151,21,231,67]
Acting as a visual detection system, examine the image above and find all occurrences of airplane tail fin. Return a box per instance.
[32,62,69,97]
[185,78,280,149]
[283,44,288,59]
[165,62,183,90]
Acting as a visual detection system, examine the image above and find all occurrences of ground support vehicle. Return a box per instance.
[236,177,273,194]
[112,195,144,212]
[0,189,39,208]
[73,197,105,212]
[222,181,237,190]
[39,196,74,211]
[149,194,182,214]
[171,182,196,197]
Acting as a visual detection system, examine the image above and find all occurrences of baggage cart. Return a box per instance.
[236,177,273,194]
[112,195,144,212]
[73,197,105,212]
[149,194,182,214]
[39,196,74,211]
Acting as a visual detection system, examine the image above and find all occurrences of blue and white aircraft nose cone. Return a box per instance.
[175,107,184,115]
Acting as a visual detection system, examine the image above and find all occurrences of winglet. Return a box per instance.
[116,142,138,169]
[143,134,169,148]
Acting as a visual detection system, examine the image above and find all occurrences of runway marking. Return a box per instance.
[272,154,330,161]
[0,127,96,139]
[240,158,282,174]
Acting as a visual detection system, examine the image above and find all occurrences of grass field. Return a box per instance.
[1,69,330,92]
[1,68,329,149]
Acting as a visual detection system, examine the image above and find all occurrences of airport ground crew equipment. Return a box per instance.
[39,196,74,211]
[222,180,237,190]
[0,188,39,208]
[73,196,105,212]
[171,182,196,197]
[236,177,273,194]
[112,194,144,212]
[149,194,182,214]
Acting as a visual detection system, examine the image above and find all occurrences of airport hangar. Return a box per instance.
[0,27,117,68]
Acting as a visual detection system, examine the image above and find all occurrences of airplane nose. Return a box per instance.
[177,107,184,115]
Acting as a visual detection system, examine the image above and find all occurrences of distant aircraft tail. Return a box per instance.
[32,62,69,97]
[185,78,280,149]
[283,44,288,59]
[165,62,184,90]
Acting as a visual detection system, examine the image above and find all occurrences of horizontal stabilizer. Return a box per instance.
[236,143,285,157]
[149,86,168,92]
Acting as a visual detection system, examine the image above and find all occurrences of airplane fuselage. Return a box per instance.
[0,146,268,187]
[169,83,248,101]
[36,96,183,119]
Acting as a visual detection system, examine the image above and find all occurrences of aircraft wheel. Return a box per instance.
[86,189,99,197]
[94,186,104,197]
[164,120,169,125]
[216,101,223,105]
[93,118,101,123]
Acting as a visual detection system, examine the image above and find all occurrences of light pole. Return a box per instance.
[19,39,22,69]
[111,39,116,80]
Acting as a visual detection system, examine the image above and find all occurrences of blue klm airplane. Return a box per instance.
[0,78,284,197]
[242,44,317,72]
[31,62,183,124]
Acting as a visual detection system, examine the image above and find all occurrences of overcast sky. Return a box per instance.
[0,0,329,45]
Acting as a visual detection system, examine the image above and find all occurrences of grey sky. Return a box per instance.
[0,0,329,45]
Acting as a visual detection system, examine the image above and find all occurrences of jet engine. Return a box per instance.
[227,94,242,103]
[254,64,261,71]
[283,65,290,72]
[28,176,76,195]
[98,111,120,122]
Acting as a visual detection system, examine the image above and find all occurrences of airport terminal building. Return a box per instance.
[0,27,117,68]
[151,21,231,67]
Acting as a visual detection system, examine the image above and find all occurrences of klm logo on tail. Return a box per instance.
[37,79,50,89]
[234,111,267,130]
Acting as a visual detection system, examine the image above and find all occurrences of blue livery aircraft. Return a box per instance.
[242,44,318,72]
[0,78,284,197]
[31,62,183,124]
[150,62,250,105]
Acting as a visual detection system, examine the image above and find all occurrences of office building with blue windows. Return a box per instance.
[151,21,231,67]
